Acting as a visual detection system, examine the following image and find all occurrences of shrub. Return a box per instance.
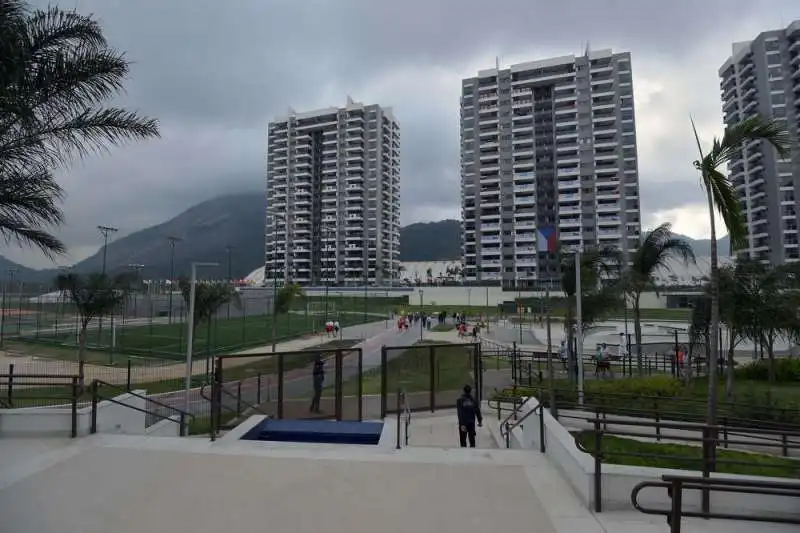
[735,358,800,383]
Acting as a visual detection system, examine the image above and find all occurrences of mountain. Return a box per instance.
[673,234,730,257]
[1,189,731,283]
[399,220,461,261]
[15,195,462,281]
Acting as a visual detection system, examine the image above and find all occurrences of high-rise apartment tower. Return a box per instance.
[265,98,401,286]
[719,21,800,265]
[460,50,642,288]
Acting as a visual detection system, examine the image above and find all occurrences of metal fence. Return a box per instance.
[2,289,403,361]
[381,342,482,416]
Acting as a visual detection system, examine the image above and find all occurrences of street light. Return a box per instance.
[574,252,585,407]
[225,245,233,319]
[166,236,182,324]
[128,264,144,318]
[269,212,286,353]
[0,268,18,348]
[418,289,424,340]
[184,261,219,415]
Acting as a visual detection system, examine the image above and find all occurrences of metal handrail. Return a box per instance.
[631,475,800,533]
[499,400,545,451]
[90,379,194,437]
[402,388,411,446]
[574,415,800,513]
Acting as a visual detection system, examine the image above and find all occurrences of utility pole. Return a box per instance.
[96,226,117,346]
[167,236,181,324]
[97,226,118,275]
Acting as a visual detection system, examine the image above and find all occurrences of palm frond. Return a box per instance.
[0,1,160,259]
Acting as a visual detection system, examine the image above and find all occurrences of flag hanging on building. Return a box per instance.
[537,227,558,253]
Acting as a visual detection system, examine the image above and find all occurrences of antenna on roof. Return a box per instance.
[584,41,591,58]
[495,56,500,70]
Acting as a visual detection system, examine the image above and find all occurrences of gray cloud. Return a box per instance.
[3,0,793,267]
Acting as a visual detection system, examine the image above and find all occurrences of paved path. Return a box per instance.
[150,324,421,418]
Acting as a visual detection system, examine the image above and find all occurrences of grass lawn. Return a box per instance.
[339,340,475,396]
[14,301,391,361]
[4,339,362,407]
[512,307,691,322]
[575,431,800,478]
[492,375,800,426]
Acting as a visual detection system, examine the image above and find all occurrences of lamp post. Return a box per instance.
[167,236,181,324]
[270,213,286,353]
[418,289,424,340]
[128,264,144,318]
[0,268,17,348]
[225,245,233,319]
[184,261,219,414]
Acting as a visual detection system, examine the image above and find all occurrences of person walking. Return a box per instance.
[309,355,325,414]
[456,384,482,448]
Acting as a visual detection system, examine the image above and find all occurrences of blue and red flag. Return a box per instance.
[536,226,558,253]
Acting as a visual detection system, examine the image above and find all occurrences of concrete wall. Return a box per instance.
[300,286,668,309]
[499,397,797,518]
[0,390,181,438]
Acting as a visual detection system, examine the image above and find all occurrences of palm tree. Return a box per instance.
[1,1,159,257]
[56,271,130,377]
[691,115,792,427]
[626,223,695,375]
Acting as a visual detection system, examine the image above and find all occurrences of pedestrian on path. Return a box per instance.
[456,384,482,448]
[309,355,325,413]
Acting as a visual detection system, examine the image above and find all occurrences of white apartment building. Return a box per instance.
[265,97,401,286]
[719,21,800,266]
[460,50,642,289]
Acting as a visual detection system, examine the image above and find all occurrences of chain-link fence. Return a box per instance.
[2,287,406,362]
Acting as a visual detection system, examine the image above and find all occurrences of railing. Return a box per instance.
[573,415,800,513]
[0,372,82,437]
[201,379,273,441]
[396,387,411,449]
[89,380,194,437]
[499,400,545,452]
[495,385,800,438]
[632,475,800,533]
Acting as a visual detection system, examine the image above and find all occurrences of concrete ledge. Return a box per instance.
[1,390,154,438]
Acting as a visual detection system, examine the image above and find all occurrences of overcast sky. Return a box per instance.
[5,0,797,268]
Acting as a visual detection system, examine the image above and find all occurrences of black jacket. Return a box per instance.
[456,393,482,425]
[312,360,325,387]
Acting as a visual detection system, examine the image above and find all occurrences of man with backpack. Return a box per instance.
[456,384,483,448]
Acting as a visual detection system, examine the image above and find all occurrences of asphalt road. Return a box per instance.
[147,320,422,423]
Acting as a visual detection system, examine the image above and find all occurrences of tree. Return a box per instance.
[178,280,239,329]
[626,223,695,375]
[560,248,623,377]
[691,114,792,427]
[274,283,304,314]
[1,0,160,257]
[688,293,711,384]
[737,261,800,384]
[56,272,129,377]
